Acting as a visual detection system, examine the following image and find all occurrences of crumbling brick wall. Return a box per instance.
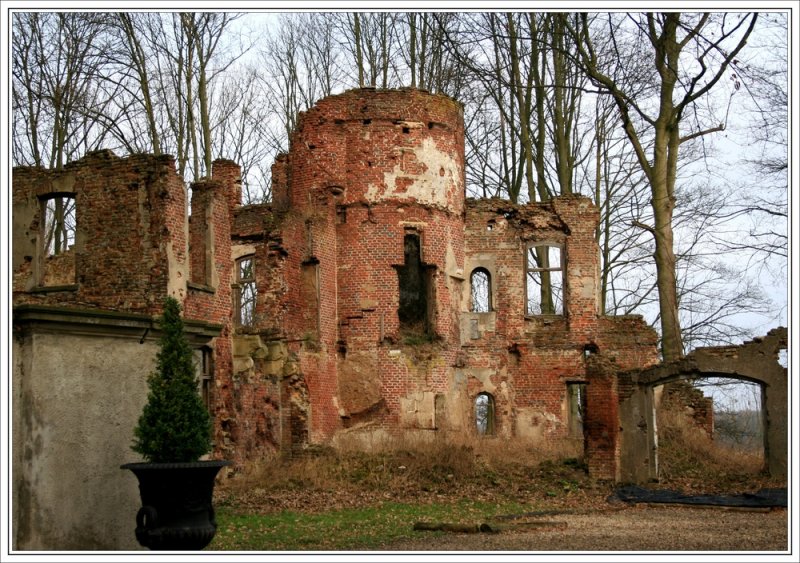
[14,88,665,475]
[12,151,258,465]
[226,87,660,462]
[13,150,188,314]
[660,380,715,437]
[462,197,659,445]
[269,88,468,442]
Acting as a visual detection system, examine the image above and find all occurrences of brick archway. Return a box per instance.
[615,328,787,484]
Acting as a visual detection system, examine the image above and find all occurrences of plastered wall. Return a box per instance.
[13,327,154,550]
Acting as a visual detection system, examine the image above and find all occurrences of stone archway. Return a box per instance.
[617,328,787,484]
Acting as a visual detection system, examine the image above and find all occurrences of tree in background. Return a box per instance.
[567,12,759,360]
[12,12,113,169]
[10,10,787,354]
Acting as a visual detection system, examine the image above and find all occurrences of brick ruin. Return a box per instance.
[15,88,792,550]
[11,88,664,481]
[18,88,786,488]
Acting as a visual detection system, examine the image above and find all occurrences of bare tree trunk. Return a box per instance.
[409,13,417,88]
[568,12,757,360]
[506,13,536,202]
[550,14,574,194]
[353,13,364,87]
[117,14,162,155]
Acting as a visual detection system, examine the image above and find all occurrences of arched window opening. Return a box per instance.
[470,268,492,313]
[475,392,495,436]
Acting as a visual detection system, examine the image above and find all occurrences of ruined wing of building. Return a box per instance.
[11,88,786,550]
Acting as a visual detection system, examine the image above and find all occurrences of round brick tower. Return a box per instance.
[285,88,467,437]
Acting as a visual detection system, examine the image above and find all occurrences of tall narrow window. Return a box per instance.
[567,383,587,438]
[475,392,495,436]
[40,195,76,286]
[526,244,563,315]
[470,268,491,312]
[198,347,214,412]
[301,260,320,337]
[43,196,76,256]
[235,256,256,326]
[396,233,428,333]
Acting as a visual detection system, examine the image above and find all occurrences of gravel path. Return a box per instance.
[378,505,788,552]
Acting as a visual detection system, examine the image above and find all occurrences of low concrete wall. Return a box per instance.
[12,306,220,550]
[13,330,152,550]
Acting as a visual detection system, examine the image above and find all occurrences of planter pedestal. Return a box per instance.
[122,460,230,550]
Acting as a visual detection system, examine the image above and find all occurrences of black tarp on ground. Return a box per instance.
[609,486,787,508]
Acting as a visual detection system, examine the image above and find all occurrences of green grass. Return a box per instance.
[208,499,532,551]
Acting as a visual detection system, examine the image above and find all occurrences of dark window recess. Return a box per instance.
[396,233,430,334]
[198,347,214,413]
[301,260,320,338]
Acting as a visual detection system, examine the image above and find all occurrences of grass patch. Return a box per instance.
[209,499,531,551]
[209,438,597,551]
[206,406,784,552]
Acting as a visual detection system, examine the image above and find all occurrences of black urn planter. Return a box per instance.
[122,460,231,550]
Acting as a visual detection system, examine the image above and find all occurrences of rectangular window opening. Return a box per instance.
[40,195,76,286]
[301,261,321,338]
[235,256,257,326]
[526,244,563,315]
[567,382,587,439]
[189,190,213,286]
[197,347,214,413]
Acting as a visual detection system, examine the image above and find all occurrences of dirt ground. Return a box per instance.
[218,440,790,554]
[378,504,789,552]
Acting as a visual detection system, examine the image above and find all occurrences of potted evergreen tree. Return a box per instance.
[122,296,230,550]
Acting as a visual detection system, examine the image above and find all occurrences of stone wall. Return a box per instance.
[11,308,221,550]
[618,327,787,483]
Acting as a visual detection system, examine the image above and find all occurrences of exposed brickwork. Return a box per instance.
[661,381,715,437]
[13,150,187,314]
[13,88,664,477]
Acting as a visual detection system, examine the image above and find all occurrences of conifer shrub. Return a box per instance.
[132,296,212,463]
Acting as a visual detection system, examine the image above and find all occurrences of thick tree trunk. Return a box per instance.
[651,177,683,360]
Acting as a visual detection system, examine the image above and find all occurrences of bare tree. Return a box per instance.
[567,12,759,360]
[211,64,275,203]
[181,12,243,179]
[12,12,113,169]
[108,13,163,155]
